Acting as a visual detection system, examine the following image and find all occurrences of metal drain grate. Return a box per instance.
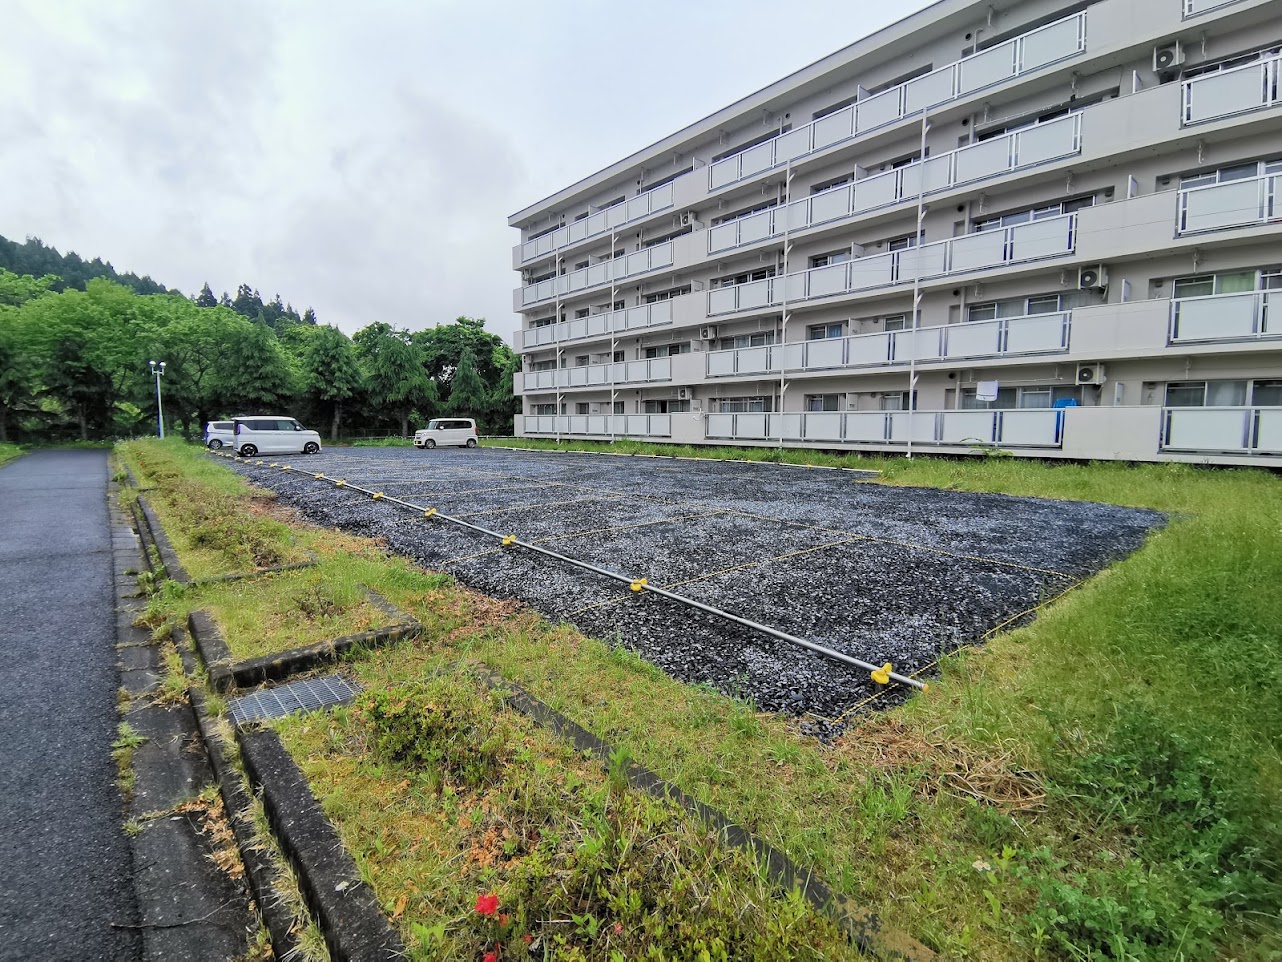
[230,674,362,725]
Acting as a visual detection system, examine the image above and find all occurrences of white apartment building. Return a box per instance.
[508,0,1282,466]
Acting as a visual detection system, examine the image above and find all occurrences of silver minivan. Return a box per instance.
[204,420,235,449]
[233,417,323,457]
[414,418,479,448]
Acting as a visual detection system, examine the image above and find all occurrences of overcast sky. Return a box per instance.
[1,0,935,343]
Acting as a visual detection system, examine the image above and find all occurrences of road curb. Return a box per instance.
[237,726,405,961]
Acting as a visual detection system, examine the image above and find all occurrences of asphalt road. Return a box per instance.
[229,447,1163,725]
[0,451,141,961]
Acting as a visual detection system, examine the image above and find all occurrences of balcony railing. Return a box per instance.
[522,357,673,392]
[1169,290,1279,341]
[708,114,1082,254]
[518,300,675,350]
[705,312,1071,376]
[706,12,1087,191]
[521,240,675,306]
[1183,0,1248,17]
[521,414,672,438]
[1182,52,1281,125]
[706,409,1065,448]
[707,213,1077,316]
[1176,174,1280,234]
[520,182,676,264]
[1161,406,1282,453]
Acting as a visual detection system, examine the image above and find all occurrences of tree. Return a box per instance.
[217,323,295,413]
[411,316,507,388]
[354,322,431,438]
[447,347,487,417]
[301,325,362,440]
[302,307,317,325]
[194,283,218,308]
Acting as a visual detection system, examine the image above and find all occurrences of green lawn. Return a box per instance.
[124,438,1282,960]
[0,442,23,466]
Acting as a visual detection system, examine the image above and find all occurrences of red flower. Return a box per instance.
[483,953,497,962]
[475,893,499,916]
[522,934,533,944]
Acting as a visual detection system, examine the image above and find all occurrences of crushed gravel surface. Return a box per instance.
[226,447,1163,726]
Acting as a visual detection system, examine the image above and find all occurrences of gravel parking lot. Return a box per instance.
[227,447,1163,726]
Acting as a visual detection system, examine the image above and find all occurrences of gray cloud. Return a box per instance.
[1,0,931,342]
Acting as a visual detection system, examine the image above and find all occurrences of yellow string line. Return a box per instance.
[435,511,729,566]
[824,578,1086,725]
[563,537,863,616]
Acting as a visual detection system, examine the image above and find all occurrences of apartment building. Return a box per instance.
[508,0,1282,466]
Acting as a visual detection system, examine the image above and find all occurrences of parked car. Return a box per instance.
[232,416,322,457]
[414,418,479,448]
[203,420,235,449]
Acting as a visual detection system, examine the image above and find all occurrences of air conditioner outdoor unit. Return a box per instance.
[1076,363,1106,386]
[1078,265,1110,290]
[699,325,718,340]
[680,211,693,226]
[677,387,691,400]
[1153,42,1185,74]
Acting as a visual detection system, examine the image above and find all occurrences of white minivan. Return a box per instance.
[232,417,323,457]
[414,418,479,449]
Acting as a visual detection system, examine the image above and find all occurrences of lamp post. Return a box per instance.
[149,360,166,439]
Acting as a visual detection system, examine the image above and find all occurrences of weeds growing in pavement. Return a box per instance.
[112,722,148,798]
[119,437,1282,959]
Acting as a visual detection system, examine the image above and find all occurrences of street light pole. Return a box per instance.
[149,360,166,439]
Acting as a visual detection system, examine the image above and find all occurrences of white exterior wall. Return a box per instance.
[509,0,1282,465]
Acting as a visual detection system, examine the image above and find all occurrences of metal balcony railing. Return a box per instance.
[705,409,1065,447]
[516,299,676,350]
[1169,289,1279,341]
[1176,174,1280,234]
[519,181,677,264]
[521,414,672,438]
[1182,51,1281,124]
[1161,406,1282,452]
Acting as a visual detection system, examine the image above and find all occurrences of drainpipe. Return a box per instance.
[906,111,930,460]
[778,159,793,450]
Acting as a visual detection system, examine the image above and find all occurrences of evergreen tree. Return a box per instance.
[354,322,429,437]
[195,283,218,308]
[447,347,487,416]
[302,325,362,441]
[302,307,317,325]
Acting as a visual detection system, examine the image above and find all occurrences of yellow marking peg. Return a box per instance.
[423,508,438,518]
[372,491,384,500]
[501,534,517,547]
[870,663,892,685]
[280,465,290,471]
[630,577,649,593]
[269,463,278,468]
[334,479,346,487]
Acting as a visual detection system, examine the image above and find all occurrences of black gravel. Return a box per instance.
[0,451,142,961]
[228,448,1162,727]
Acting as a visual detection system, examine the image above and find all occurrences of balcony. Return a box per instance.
[705,12,1087,191]
[521,414,672,439]
[708,114,1082,255]
[520,240,675,307]
[706,409,1064,448]
[1183,52,1281,125]
[1176,173,1280,235]
[1169,290,1279,342]
[707,213,1077,316]
[517,300,675,351]
[706,312,1071,377]
[521,357,673,393]
[518,182,676,264]
[1161,406,1282,453]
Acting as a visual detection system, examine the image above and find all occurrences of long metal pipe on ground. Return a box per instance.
[236,457,927,691]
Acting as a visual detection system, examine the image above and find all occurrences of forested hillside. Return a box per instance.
[0,267,517,443]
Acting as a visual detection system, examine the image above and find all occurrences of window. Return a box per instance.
[883,314,908,331]
[805,394,841,412]
[718,332,776,350]
[643,285,691,304]
[532,316,555,329]
[574,355,590,367]
[532,403,557,415]
[574,260,589,270]
[718,397,774,413]
[612,401,625,414]
[613,351,624,362]
[712,200,777,226]
[530,360,557,372]
[1182,45,1282,80]
[1173,270,1266,298]
[1181,159,1281,189]
[643,399,691,414]
[714,267,775,289]
[1165,380,1248,407]
[880,391,917,411]
[961,385,1080,409]
[574,308,590,319]
[886,234,919,251]
[575,403,589,415]
[967,303,998,322]
[974,196,1094,232]
[1026,295,1062,315]
[1253,380,1282,406]
[644,343,690,358]
[810,175,852,194]
[809,250,852,269]
[807,322,844,340]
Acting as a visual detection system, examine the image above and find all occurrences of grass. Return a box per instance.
[120,437,1282,960]
[112,721,148,798]
[0,442,22,466]
[275,664,858,961]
